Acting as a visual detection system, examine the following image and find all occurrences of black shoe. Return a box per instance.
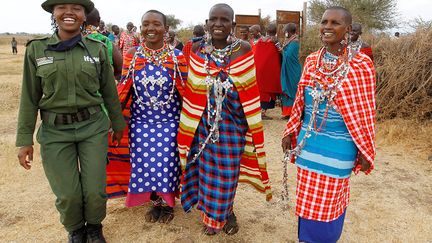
[86,224,106,243]
[68,226,86,243]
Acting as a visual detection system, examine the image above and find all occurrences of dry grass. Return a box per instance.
[0,37,431,243]
[373,29,432,121]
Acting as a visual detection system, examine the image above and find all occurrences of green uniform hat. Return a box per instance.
[41,0,94,13]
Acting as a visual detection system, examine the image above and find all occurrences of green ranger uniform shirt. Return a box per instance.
[16,33,126,147]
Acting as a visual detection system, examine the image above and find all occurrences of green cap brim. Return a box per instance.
[41,0,94,14]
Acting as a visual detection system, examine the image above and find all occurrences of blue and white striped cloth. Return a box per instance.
[296,87,358,178]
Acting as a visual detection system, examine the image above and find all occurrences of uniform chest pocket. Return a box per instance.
[80,63,100,92]
[36,65,57,96]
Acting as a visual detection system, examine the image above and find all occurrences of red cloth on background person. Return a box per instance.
[360,47,374,61]
[254,38,282,102]
[182,40,193,64]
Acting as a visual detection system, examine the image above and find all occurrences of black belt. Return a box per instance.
[41,106,101,125]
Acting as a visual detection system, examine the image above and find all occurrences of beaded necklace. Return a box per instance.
[350,39,363,55]
[281,44,355,201]
[190,38,242,163]
[122,43,183,109]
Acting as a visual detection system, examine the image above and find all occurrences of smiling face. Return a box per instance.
[141,12,168,49]
[53,4,86,39]
[238,26,249,41]
[207,5,233,44]
[319,9,351,50]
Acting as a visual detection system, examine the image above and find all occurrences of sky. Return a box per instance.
[1,0,431,34]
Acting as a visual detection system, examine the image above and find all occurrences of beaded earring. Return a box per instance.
[340,32,349,46]
[50,15,58,32]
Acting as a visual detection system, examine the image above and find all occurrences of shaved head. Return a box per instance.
[325,6,352,25]
[209,3,234,21]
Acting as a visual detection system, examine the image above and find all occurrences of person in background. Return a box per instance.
[16,0,126,242]
[254,22,282,120]
[350,23,373,61]
[119,22,139,56]
[249,24,262,51]
[182,24,205,64]
[167,30,184,50]
[11,37,18,54]
[98,20,115,42]
[280,23,301,120]
[281,6,376,243]
[178,3,272,236]
[237,25,250,41]
[111,24,120,47]
[84,8,122,77]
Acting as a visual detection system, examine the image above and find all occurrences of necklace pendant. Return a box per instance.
[205,76,213,85]
[204,44,214,54]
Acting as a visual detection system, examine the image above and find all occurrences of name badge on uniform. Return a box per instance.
[84,56,100,63]
[36,57,54,66]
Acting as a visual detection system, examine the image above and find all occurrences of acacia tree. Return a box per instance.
[166,14,182,30]
[308,0,398,30]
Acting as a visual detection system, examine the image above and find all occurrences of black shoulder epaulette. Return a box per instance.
[25,36,49,46]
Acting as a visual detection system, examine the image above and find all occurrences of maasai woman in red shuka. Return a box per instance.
[119,22,139,56]
[254,22,282,119]
[281,7,376,243]
[350,23,374,61]
[106,10,187,224]
[178,3,271,236]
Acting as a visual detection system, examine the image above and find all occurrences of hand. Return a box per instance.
[281,135,291,153]
[18,146,33,170]
[359,155,371,172]
[111,130,123,146]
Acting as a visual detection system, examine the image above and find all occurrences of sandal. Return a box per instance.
[145,205,162,223]
[202,226,221,236]
[223,213,239,235]
[158,206,174,224]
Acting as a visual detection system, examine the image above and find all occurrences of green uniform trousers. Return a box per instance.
[36,111,110,232]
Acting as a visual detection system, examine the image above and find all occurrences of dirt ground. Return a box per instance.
[0,42,431,243]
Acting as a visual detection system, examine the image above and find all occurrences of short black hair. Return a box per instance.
[325,6,352,25]
[142,10,167,26]
[352,23,362,31]
[86,8,100,26]
[284,23,297,34]
[193,25,205,37]
[209,3,234,21]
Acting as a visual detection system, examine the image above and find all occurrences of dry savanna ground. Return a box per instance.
[0,37,431,242]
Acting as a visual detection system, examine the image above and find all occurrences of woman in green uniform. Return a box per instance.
[16,0,126,242]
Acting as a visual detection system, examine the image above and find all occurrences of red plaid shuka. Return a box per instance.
[283,48,376,174]
[296,167,350,221]
[283,49,376,221]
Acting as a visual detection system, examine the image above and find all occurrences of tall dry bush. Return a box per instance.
[374,28,432,121]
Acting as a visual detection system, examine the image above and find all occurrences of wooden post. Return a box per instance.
[302,1,307,37]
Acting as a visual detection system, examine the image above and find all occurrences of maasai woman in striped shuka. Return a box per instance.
[177,3,271,235]
[282,6,376,243]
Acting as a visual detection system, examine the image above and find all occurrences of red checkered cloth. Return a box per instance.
[296,167,350,221]
[283,48,376,175]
